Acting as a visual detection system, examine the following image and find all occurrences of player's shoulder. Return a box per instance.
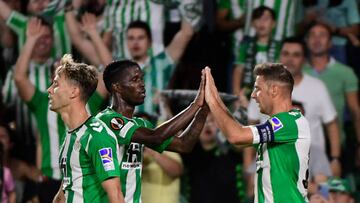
[270,109,302,131]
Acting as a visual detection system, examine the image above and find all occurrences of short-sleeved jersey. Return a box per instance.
[23,87,104,180]
[136,51,175,115]
[2,60,53,146]
[303,57,359,142]
[96,107,173,203]
[59,116,120,203]
[104,0,165,59]
[249,109,310,203]
[243,0,299,41]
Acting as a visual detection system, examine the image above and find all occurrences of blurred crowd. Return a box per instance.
[0,0,359,203]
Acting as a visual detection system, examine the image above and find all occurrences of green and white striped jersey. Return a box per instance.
[59,116,120,203]
[217,0,246,57]
[27,88,66,180]
[249,109,310,203]
[243,0,299,41]
[104,0,165,59]
[6,10,71,59]
[25,87,105,180]
[137,51,175,115]
[96,107,173,203]
[2,60,53,145]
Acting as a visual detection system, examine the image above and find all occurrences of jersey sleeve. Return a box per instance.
[343,67,359,92]
[108,116,141,145]
[218,0,230,9]
[250,113,299,144]
[138,118,174,153]
[87,129,120,182]
[26,88,48,114]
[6,11,28,36]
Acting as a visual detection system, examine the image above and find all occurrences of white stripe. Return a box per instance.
[120,122,135,138]
[149,2,164,56]
[295,117,310,200]
[60,133,71,193]
[250,126,260,144]
[274,0,288,41]
[286,0,295,37]
[261,143,274,203]
[124,167,136,203]
[48,109,61,179]
[39,64,46,91]
[264,0,275,7]
[71,126,87,203]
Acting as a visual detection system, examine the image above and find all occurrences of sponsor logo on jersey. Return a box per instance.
[270,117,283,132]
[99,148,115,171]
[110,117,124,130]
[121,143,142,169]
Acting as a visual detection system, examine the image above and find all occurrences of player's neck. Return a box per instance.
[111,95,135,118]
[60,103,90,131]
[270,99,292,116]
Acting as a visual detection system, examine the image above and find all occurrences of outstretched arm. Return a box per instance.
[65,10,100,65]
[204,67,253,146]
[81,13,112,98]
[14,18,44,102]
[166,104,209,153]
[131,70,206,146]
[165,17,194,63]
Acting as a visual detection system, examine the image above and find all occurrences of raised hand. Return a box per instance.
[80,12,98,36]
[204,67,220,104]
[26,17,46,40]
[193,68,206,107]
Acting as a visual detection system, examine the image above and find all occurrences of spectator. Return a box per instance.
[182,113,246,203]
[243,0,299,41]
[142,148,183,203]
[304,22,360,173]
[216,0,246,59]
[0,124,16,203]
[0,0,71,60]
[232,6,281,98]
[328,178,354,203]
[316,0,359,64]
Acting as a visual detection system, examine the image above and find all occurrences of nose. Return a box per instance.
[251,90,256,99]
[47,86,52,94]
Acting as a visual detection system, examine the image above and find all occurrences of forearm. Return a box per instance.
[14,38,35,81]
[326,121,341,158]
[102,178,124,203]
[168,106,208,153]
[52,189,65,203]
[216,17,244,32]
[152,153,183,178]
[8,191,16,203]
[0,0,12,21]
[65,11,100,65]
[88,31,112,65]
[352,110,360,144]
[155,102,201,142]
[208,98,251,145]
[338,25,359,37]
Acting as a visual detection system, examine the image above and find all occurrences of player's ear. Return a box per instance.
[112,82,123,93]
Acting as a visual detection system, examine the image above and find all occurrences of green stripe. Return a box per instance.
[55,15,68,57]
[45,65,51,88]
[35,65,40,87]
[133,167,142,203]
[130,0,136,22]
[260,0,265,5]
[57,114,66,146]
[5,72,13,104]
[282,0,292,39]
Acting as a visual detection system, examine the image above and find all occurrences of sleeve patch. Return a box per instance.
[270,117,283,132]
[110,117,124,130]
[255,121,275,143]
[99,148,115,171]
